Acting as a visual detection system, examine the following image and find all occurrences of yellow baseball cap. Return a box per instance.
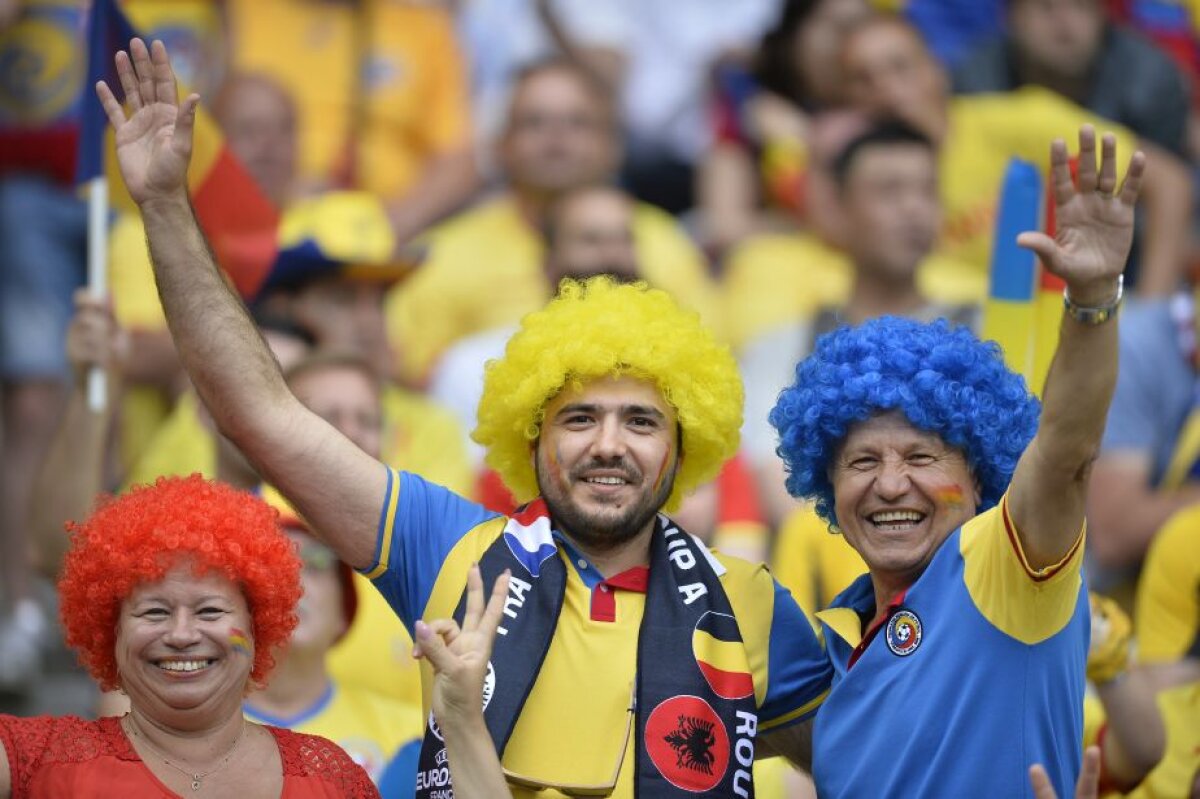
[259,191,423,295]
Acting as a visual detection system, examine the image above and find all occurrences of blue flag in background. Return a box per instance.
[77,0,137,183]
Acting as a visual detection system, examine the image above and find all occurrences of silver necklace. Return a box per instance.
[124,715,248,792]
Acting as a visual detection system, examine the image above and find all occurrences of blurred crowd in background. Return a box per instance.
[1,0,1199,796]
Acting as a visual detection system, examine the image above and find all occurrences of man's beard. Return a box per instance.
[536,453,677,553]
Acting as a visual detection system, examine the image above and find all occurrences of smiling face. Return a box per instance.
[115,567,254,721]
[830,411,979,588]
[535,376,680,551]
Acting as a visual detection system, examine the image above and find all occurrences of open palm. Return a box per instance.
[95,38,198,206]
[1017,126,1145,302]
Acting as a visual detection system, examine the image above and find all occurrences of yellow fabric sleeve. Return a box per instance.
[960,494,1085,644]
[1134,504,1200,663]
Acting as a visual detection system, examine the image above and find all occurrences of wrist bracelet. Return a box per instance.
[1063,275,1123,325]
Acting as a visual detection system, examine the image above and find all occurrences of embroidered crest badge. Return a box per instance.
[885,609,923,656]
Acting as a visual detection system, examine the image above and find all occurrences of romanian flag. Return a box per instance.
[78,0,280,299]
[692,611,754,700]
[982,158,1043,386]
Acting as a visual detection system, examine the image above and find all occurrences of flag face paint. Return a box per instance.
[229,628,251,657]
[934,484,965,511]
[652,444,674,494]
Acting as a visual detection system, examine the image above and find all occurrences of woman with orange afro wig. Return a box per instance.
[0,475,379,798]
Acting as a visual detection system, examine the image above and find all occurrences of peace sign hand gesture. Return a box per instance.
[95,38,199,207]
[415,565,511,727]
[1017,125,1146,307]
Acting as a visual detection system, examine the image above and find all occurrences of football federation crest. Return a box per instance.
[885,609,923,657]
[645,695,730,791]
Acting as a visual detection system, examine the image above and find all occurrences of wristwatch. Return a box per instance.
[1063,275,1123,325]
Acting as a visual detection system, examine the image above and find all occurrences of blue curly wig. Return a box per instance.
[770,316,1040,525]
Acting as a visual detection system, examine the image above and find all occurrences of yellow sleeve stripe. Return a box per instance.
[364,467,401,580]
[1001,495,1085,583]
[759,687,830,732]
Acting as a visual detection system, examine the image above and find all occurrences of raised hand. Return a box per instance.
[1017,125,1145,306]
[66,290,129,382]
[415,565,510,725]
[1029,746,1101,799]
[95,38,199,206]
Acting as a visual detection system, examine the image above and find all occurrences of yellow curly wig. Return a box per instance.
[473,277,742,511]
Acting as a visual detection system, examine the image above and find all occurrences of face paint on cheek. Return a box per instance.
[934,484,965,511]
[652,443,673,493]
[229,628,252,657]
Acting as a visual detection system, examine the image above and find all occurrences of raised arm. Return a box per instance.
[29,292,122,578]
[97,39,384,568]
[1008,126,1143,569]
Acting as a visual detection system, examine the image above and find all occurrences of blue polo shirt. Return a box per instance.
[813,494,1089,799]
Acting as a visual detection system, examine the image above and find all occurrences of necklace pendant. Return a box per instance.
[191,778,202,791]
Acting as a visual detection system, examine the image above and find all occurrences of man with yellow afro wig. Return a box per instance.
[475,276,741,516]
[104,41,831,789]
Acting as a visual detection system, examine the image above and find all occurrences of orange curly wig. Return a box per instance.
[58,475,302,691]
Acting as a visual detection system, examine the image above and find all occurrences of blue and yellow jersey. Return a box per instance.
[813,495,1088,799]
[366,469,831,799]
[243,679,423,796]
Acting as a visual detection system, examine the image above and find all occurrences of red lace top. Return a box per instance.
[0,714,380,798]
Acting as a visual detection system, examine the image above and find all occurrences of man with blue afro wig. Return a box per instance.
[772,126,1145,798]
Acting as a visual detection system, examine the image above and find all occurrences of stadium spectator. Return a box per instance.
[0,1,88,686]
[244,515,422,796]
[0,475,377,797]
[840,12,1192,297]
[953,0,1190,157]
[1087,290,1200,573]
[1124,502,1200,797]
[770,126,1141,796]
[386,60,720,385]
[225,0,478,243]
[698,0,872,252]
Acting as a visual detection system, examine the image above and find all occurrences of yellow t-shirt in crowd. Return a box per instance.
[226,0,469,197]
[386,195,724,384]
[108,212,175,468]
[938,88,1138,290]
[720,231,977,352]
[770,505,867,615]
[125,385,474,500]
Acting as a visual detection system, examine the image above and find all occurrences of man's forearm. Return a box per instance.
[1012,294,1120,566]
[140,193,290,441]
[1036,307,1120,474]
